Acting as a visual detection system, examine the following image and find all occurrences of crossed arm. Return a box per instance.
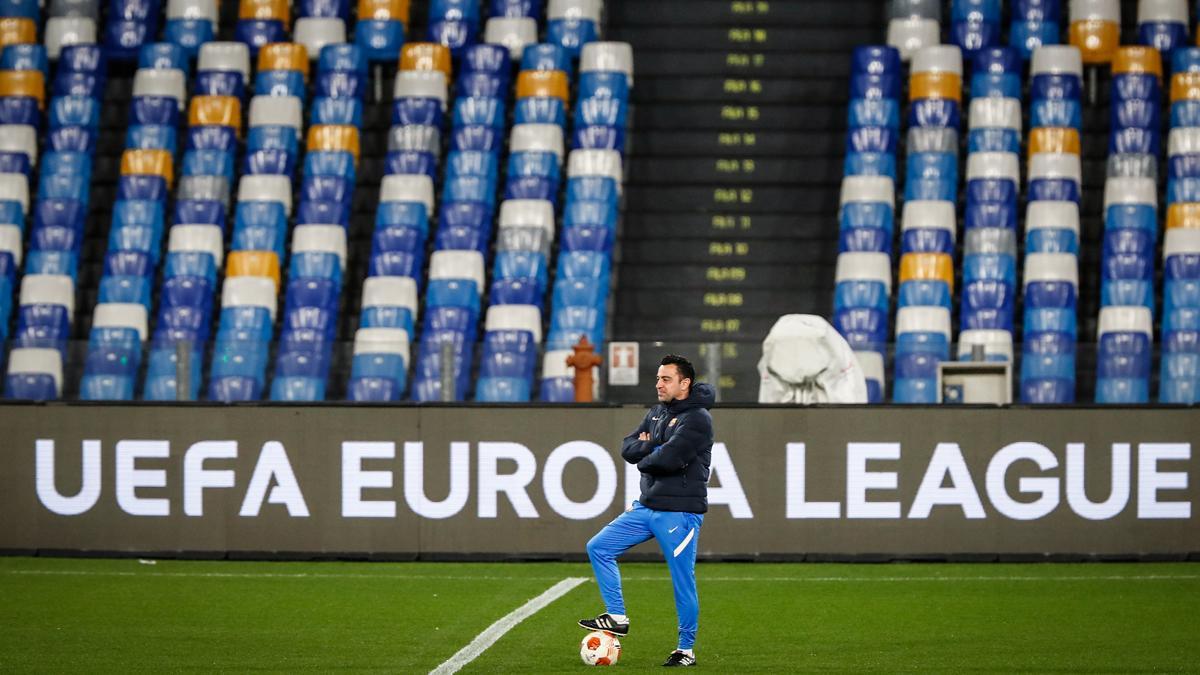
[620,412,711,476]
[620,414,654,463]
[635,418,707,475]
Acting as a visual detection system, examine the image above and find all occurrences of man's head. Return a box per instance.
[656,354,695,403]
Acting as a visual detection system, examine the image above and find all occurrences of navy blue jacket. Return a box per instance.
[619,383,716,513]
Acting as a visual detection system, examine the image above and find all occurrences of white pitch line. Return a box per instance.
[429,576,588,675]
[1,570,575,581]
[1,570,1197,583]
[685,575,1200,582]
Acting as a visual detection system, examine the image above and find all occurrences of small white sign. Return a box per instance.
[608,342,639,386]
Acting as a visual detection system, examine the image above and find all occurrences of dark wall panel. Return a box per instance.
[2,405,1197,560]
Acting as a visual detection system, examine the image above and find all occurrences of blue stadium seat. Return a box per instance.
[347,376,403,402]
[385,150,438,179]
[369,251,421,278]
[99,276,153,309]
[516,97,567,126]
[298,199,350,227]
[209,376,263,402]
[271,376,326,403]
[5,374,57,400]
[562,224,613,253]
[356,20,405,62]
[234,20,287,54]
[255,70,307,100]
[476,376,531,402]
[315,71,365,99]
[454,96,506,128]
[539,375,574,402]
[463,42,512,79]
[312,98,363,127]
[892,377,936,404]
[0,97,40,128]
[457,71,505,98]
[392,98,444,127]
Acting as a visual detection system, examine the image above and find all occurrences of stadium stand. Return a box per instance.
[827,2,1200,405]
[1096,45,1160,404]
[9,0,1200,407]
[0,0,636,403]
[835,44,900,403]
[1019,44,1083,403]
[893,44,961,403]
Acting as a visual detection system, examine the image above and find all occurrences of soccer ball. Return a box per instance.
[579,630,621,666]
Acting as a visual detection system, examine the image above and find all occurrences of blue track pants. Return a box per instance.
[585,501,704,650]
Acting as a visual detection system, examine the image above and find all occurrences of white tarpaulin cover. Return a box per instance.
[757,314,868,404]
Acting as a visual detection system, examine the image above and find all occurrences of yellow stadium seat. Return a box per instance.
[0,18,35,47]
[1171,72,1200,101]
[399,42,452,78]
[1167,204,1200,230]
[909,71,962,104]
[0,69,44,109]
[188,95,242,134]
[1029,127,1081,156]
[516,70,570,102]
[227,250,281,289]
[359,0,409,23]
[1069,19,1120,65]
[899,253,954,293]
[257,42,309,80]
[239,0,290,22]
[1112,46,1162,80]
[120,149,174,187]
[307,125,361,162]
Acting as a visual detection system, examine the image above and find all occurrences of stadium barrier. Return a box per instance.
[1,404,1196,561]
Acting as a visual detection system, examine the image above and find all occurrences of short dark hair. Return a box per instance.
[660,354,695,384]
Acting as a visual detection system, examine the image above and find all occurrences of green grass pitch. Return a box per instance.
[0,557,1197,672]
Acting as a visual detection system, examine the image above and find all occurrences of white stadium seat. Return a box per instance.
[93,303,149,342]
[1031,44,1083,78]
[45,17,96,59]
[133,68,188,109]
[835,252,892,295]
[168,225,225,268]
[353,327,410,366]
[0,125,38,167]
[499,199,556,239]
[20,274,74,315]
[237,175,293,215]
[7,348,63,395]
[248,96,303,132]
[362,276,418,318]
[292,225,348,271]
[198,42,251,81]
[393,71,448,109]
[581,41,634,84]
[485,304,543,343]
[484,17,538,59]
[567,149,624,185]
[294,18,346,59]
[379,174,435,215]
[429,250,486,293]
[510,123,565,161]
[222,276,277,320]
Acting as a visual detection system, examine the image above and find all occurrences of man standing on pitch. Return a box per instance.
[579,354,715,667]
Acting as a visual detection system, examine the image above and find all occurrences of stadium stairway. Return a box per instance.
[606,1,888,401]
[607,1,1133,403]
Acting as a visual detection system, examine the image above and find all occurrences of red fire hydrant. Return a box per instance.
[565,336,602,403]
